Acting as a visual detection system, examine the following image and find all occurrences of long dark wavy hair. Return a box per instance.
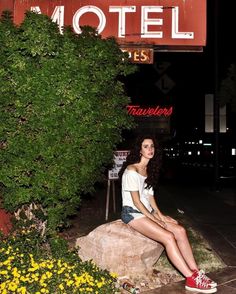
[118,135,162,189]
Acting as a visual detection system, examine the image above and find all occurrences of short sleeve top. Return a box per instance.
[121,169,154,213]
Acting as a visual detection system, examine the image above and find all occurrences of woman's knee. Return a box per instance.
[175,224,187,238]
[163,231,176,246]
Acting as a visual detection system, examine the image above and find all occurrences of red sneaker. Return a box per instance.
[194,269,217,288]
[185,271,217,293]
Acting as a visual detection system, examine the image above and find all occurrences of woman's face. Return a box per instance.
[140,139,155,159]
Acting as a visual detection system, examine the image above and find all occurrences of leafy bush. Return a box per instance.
[0,11,136,229]
[0,223,117,293]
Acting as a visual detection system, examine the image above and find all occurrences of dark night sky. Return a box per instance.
[124,0,236,136]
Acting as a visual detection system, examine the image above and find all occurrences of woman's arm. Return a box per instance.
[130,191,166,228]
[149,195,164,218]
[149,195,178,224]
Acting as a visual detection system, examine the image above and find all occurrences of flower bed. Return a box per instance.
[0,226,117,293]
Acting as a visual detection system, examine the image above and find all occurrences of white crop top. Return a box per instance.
[121,169,154,213]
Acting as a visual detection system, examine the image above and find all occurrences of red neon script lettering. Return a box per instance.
[126,105,173,116]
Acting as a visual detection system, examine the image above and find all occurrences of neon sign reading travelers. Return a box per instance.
[127,105,173,116]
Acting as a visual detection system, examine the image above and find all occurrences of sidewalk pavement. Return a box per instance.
[144,182,236,293]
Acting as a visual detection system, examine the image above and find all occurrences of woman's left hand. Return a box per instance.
[162,215,178,224]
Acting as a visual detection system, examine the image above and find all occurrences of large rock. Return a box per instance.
[75,219,164,276]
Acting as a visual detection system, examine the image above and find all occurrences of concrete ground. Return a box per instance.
[144,180,236,293]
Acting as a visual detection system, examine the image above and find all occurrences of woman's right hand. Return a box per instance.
[152,217,166,229]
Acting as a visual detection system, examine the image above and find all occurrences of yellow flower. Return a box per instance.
[40,283,47,287]
[45,271,52,278]
[8,282,18,291]
[20,276,30,282]
[66,280,74,286]
[97,281,104,288]
[40,273,47,281]
[57,259,62,267]
[40,261,46,268]
[110,272,118,278]
[17,286,27,294]
[3,259,10,266]
[57,267,65,274]
[12,267,20,278]
[0,282,6,290]
[47,262,54,269]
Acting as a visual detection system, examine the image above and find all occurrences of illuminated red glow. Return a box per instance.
[127,105,173,116]
[0,0,206,47]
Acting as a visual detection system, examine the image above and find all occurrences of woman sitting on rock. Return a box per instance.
[119,135,217,293]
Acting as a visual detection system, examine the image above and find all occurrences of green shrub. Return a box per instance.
[0,11,136,230]
[0,223,117,293]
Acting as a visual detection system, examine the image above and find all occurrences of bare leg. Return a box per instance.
[129,217,193,277]
[165,222,198,271]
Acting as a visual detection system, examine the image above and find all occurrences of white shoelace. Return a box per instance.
[194,275,210,288]
[198,269,212,283]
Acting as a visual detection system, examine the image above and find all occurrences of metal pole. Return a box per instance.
[213,0,220,191]
[112,180,116,213]
[105,179,110,221]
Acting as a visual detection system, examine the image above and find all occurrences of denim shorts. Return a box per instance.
[121,206,144,224]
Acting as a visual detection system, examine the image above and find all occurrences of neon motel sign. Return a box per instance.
[32,5,194,39]
[2,0,206,47]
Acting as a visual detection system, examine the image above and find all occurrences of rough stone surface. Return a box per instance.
[76,219,164,276]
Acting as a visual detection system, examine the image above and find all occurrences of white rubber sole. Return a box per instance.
[209,282,217,288]
[185,285,217,293]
